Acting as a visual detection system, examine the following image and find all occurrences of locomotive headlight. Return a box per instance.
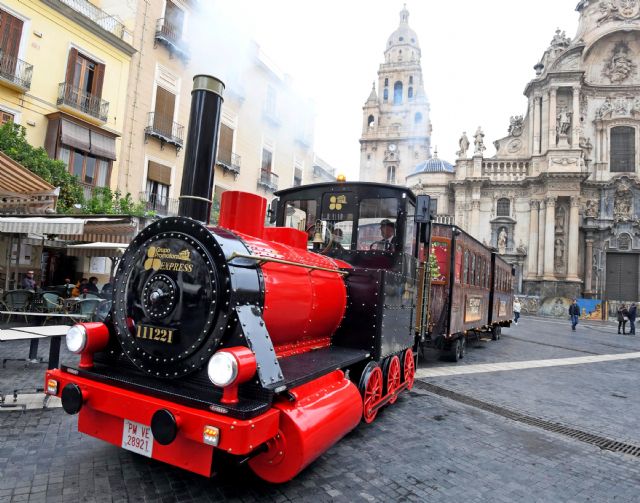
[207,352,238,387]
[66,325,87,353]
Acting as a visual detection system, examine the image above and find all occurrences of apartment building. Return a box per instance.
[0,0,135,200]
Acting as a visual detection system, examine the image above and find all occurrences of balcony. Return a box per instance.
[154,18,189,62]
[57,82,109,124]
[139,191,178,217]
[257,170,279,192]
[481,161,530,182]
[216,150,241,178]
[0,52,33,92]
[434,214,455,225]
[42,0,134,53]
[144,112,184,152]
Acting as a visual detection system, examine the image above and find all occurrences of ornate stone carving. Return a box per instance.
[517,241,527,255]
[530,200,540,210]
[550,157,579,166]
[508,116,524,137]
[602,41,637,83]
[555,206,566,234]
[597,0,640,25]
[456,131,470,158]
[585,199,600,218]
[614,183,633,222]
[596,97,614,119]
[556,108,572,135]
[545,196,557,207]
[474,127,486,154]
[579,137,593,159]
[554,237,565,268]
[550,28,571,48]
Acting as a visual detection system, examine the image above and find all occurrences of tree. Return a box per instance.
[0,122,82,211]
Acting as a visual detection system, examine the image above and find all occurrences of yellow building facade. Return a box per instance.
[0,0,134,200]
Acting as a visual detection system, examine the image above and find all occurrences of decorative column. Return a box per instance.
[572,86,580,147]
[537,199,546,277]
[543,196,557,280]
[533,94,541,155]
[470,200,480,236]
[527,200,540,279]
[567,196,581,280]
[548,87,557,148]
[584,238,594,296]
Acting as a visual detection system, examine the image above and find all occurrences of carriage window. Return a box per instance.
[284,199,318,239]
[455,245,462,283]
[463,250,469,284]
[471,254,476,286]
[357,197,399,251]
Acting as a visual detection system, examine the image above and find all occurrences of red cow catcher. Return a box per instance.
[45,75,422,483]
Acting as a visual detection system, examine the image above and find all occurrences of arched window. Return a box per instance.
[414,112,422,124]
[384,78,388,87]
[497,198,510,216]
[610,126,635,172]
[408,87,413,99]
[383,89,388,101]
[368,115,375,128]
[386,165,396,184]
[393,81,403,105]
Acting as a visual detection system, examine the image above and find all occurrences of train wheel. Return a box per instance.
[359,362,383,424]
[449,338,462,362]
[384,355,401,405]
[402,349,415,390]
[459,337,466,359]
[491,326,499,341]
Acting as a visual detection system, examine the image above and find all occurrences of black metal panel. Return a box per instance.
[279,347,370,389]
[379,270,415,359]
[235,305,285,391]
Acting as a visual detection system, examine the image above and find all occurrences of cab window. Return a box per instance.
[357,197,398,251]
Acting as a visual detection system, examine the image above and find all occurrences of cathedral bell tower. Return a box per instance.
[359,5,432,184]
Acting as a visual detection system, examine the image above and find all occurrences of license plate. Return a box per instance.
[122,419,153,458]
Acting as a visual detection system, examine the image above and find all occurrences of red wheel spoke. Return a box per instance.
[403,349,415,390]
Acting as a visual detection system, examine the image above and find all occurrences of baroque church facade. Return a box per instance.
[397,0,640,306]
[359,6,433,185]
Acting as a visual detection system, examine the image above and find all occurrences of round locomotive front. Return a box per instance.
[112,218,232,378]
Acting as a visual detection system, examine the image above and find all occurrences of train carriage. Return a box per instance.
[488,252,515,340]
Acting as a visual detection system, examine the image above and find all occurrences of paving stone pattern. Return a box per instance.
[1,316,639,502]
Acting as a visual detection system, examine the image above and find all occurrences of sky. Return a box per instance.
[195,1,580,180]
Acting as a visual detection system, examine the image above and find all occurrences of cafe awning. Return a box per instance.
[66,242,128,258]
[0,216,138,243]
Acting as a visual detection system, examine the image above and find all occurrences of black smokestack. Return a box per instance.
[178,75,225,223]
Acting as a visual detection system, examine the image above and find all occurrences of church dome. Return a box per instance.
[411,157,455,174]
[386,6,420,51]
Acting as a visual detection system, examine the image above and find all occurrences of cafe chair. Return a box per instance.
[1,290,34,324]
[75,299,103,322]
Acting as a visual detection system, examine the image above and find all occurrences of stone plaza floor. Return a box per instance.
[1,316,639,502]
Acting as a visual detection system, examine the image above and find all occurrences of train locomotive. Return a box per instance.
[44,75,426,483]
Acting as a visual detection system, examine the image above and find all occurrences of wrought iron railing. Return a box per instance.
[144,112,184,148]
[257,170,279,192]
[57,82,109,122]
[139,191,178,216]
[155,18,189,60]
[0,52,33,90]
[217,150,241,175]
[59,0,127,40]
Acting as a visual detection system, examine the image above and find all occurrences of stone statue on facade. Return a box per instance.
[474,127,486,155]
[597,0,640,25]
[550,28,571,48]
[614,186,633,222]
[554,238,565,269]
[579,136,593,159]
[498,228,507,254]
[508,116,524,137]
[456,132,470,158]
[557,108,572,136]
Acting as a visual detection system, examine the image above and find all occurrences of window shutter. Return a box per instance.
[0,10,24,59]
[147,161,172,186]
[154,86,176,136]
[65,48,78,85]
[218,124,233,164]
[93,62,105,97]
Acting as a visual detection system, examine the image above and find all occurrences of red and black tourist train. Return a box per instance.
[44,75,514,483]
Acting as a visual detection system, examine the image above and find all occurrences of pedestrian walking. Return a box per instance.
[569,299,580,331]
[513,298,521,325]
[628,303,637,335]
[617,304,629,335]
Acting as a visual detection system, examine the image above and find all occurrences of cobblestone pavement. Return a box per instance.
[1,316,640,502]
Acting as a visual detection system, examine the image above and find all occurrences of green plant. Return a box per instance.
[0,122,82,211]
[83,187,151,217]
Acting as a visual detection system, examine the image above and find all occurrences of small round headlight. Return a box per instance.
[207,352,238,387]
[66,325,87,353]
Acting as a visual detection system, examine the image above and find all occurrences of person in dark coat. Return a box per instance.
[628,303,637,335]
[617,304,629,335]
[86,277,100,294]
[569,299,580,331]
